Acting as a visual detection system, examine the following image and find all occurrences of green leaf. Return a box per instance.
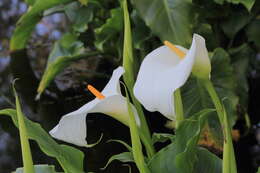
[149,109,222,173]
[10,0,73,50]
[151,133,175,144]
[78,0,88,6]
[25,0,36,6]
[175,109,215,173]
[246,19,260,48]
[182,48,239,147]
[131,10,151,49]
[13,84,35,173]
[65,2,94,32]
[193,147,222,173]
[37,32,99,97]
[102,152,134,170]
[149,144,222,173]
[94,7,124,50]
[12,165,61,173]
[131,0,193,47]
[221,10,251,39]
[213,0,255,11]
[48,33,84,64]
[229,44,254,107]
[240,0,255,11]
[0,109,85,173]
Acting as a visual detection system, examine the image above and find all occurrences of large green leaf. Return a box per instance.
[94,7,124,50]
[37,32,99,97]
[0,109,84,173]
[131,0,193,47]
[229,44,254,107]
[148,110,222,173]
[131,10,151,49]
[12,165,62,173]
[65,2,94,32]
[149,145,221,173]
[182,48,239,147]
[193,147,222,173]
[175,109,215,173]
[214,0,255,11]
[246,19,260,48]
[221,10,251,39]
[10,0,73,50]
[47,33,84,64]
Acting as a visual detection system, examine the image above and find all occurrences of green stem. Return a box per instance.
[121,0,155,158]
[132,95,155,158]
[125,85,150,173]
[174,89,184,129]
[15,93,35,173]
[202,80,223,123]
[139,130,155,158]
[202,79,237,173]
[223,109,237,173]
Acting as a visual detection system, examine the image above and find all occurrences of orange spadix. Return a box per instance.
[87,85,105,99]
[164,41,186,58]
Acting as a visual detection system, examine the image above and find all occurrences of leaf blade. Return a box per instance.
[0,109,85,173]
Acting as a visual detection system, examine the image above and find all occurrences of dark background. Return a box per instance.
[0,0,259,172]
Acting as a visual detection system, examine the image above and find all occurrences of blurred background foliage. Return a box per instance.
[0,0,260,172]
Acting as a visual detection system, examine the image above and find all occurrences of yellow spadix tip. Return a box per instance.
[164,40,186,58]
[87,85,105,99]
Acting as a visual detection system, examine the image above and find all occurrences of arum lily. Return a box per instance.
[133,34,210,120]
[50,67,140,147]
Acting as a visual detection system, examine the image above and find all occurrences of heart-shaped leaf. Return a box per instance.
[149,109,222,173]
[131,0,194,47]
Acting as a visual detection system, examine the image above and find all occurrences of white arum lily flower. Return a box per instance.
[50,67,140,147]
[133,34,210,120]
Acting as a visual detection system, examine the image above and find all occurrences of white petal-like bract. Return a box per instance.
[134,34,204,120]
[50,67,140,147]
[192,34,211,79]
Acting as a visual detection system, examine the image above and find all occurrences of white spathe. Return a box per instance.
[50,67,140,147]
[191,34,211,79]
[133,34,210,120]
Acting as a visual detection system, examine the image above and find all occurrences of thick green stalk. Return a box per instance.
[174,89,184,129]
[202,80,223,123]
[202,79,237,173]
[139,131,155,158]
[133,98,155,158]
[125,86,150,173]
[222,109,237,173]
[14,89,35,173]
[122,0,155,158]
